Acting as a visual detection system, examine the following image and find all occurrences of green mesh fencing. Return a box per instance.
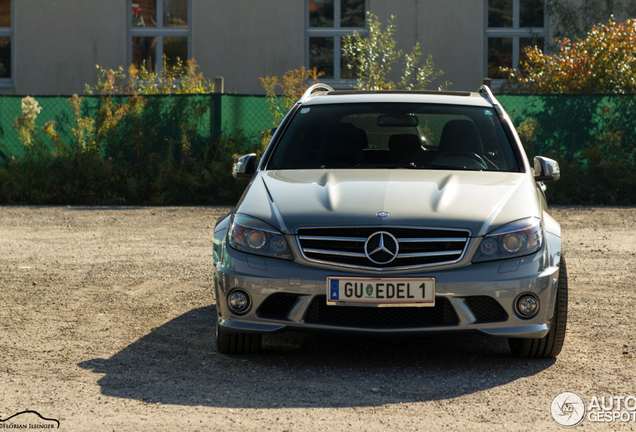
[499,94,636,204]
[2,92,636,205]
[0,93,277,162]
[219,94,277,141]
[498,94,636,160]
[2,92,636,164]
[0,95,81,161]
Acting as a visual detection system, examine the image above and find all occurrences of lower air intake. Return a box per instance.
[303,295,458,328]
[256,293,300,321]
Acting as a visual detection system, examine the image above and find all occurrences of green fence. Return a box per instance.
[499,94,636,204]
[0,93,277,161]
[1,92,635,205]
[3,92,634,163]
[498,94,636,160]
[3,92,635,162]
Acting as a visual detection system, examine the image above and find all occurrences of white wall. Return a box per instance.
[193,0,305,95]
[370,0,485,92]
[1,0,126,95]
[0,0,489,95]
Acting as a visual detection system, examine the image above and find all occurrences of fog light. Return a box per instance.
[515,294,539,318]
[228,290,251,314]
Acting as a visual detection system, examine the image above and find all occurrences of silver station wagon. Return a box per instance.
[213,85,567,358]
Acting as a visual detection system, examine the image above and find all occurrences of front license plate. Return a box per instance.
[326,277,435,307]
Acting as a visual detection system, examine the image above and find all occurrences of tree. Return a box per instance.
[502,18,636,94]
[341,13,449,91]
[546,0,636,43]
[259,67,323,128]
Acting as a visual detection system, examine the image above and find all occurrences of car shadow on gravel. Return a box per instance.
[79,305,555,408]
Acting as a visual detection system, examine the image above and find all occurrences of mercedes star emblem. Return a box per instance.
[364,231,399,264]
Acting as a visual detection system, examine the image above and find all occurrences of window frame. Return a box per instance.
[484,0,548,87]
[0,0,14,88]
[127,0,192,75]
[305,0,369,87]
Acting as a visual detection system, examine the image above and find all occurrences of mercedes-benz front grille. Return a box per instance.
[296,226,470,270]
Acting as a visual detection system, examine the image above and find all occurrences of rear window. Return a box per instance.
[267,103,521,172]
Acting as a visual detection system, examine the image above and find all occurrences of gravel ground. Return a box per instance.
[0,205,635,431]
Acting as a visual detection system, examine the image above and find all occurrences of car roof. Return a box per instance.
[300,90,494,108]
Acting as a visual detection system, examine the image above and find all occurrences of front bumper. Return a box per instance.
[213,245,561,339]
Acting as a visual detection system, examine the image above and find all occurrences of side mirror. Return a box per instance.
[534,156,560,182]
[232,153,257,179]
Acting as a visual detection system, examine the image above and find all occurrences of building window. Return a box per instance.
[0,0,13,87]
[485,0,547,80]
[129,0,191,74]
[307,0,367,82]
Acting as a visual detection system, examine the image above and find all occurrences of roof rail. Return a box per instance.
[478,85,504,116]
[300,83,334,103]
[329,89,472,97]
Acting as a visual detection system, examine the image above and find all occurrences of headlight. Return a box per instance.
[228,214,293,260]
[472,217,543,263]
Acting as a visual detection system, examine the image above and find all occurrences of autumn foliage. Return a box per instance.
[502,18,636,94]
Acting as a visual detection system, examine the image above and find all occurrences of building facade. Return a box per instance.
[0,0,550,95]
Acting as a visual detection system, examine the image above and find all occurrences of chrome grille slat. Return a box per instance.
[397,250,464,258]
[303,248,367,258]
[399,238,467,243]
[296,225,471,270]
[298,236,367,242]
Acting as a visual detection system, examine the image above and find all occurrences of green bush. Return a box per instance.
[0,111,257,206]
[552,104,636,205]
[511,99,636,205]
[502,18,636,94]
[85,56,214,96]
[0,58,259,205]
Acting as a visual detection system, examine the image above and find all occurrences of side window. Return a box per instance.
[0,0,12,87]
[307,0,367,83]
[129,0,191,74]
[485,0,547,84]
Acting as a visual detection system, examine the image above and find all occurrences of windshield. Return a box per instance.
[267,103,521,172]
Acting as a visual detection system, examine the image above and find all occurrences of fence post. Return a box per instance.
[211,77,224,143]
[214,77,224,94]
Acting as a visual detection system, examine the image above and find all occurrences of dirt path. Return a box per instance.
[1,205,635,431]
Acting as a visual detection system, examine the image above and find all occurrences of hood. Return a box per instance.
[235,169,541,237]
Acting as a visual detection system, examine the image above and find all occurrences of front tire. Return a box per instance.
[215,317,262,354]
[509,257,568,358]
